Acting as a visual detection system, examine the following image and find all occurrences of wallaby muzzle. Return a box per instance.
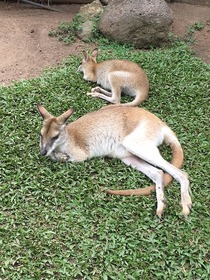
[41,147,48,156]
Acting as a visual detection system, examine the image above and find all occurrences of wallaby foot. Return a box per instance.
[179,175,192,217]
[156,198,166,219]
[181,190,192,217]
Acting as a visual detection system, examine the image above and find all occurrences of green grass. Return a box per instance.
[185,22,206,45]
[0,40,209,279]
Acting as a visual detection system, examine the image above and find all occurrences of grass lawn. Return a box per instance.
[0,40,209,279]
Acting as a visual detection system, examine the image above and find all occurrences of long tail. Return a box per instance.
[105,132,184,196]
[122,83,149,107]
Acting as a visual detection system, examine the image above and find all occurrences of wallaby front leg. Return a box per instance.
[122,155,166,218]
[87,86,121,104]
[87,86,120,104]
[87,89,120,104]
[91,87,112,97]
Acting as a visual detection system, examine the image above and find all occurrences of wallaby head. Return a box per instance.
[37,104,73,156]
[77,48,98,82]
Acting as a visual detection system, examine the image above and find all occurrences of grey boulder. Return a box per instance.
[99,0,173,48]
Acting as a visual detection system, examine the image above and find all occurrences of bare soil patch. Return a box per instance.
[0,2,209,85]
[0,3,84,85]
[169,2,210,64]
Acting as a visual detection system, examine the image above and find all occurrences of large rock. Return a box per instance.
[99,0,173,48]
[100,0,109,4]
[77,0,104,41]
[80,0,104,20]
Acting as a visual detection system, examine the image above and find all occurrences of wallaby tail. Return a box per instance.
[122,85,149,107]
[122,96,146,107]
[105,130,184,196]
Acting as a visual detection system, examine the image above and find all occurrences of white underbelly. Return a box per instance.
[89,139,130,159]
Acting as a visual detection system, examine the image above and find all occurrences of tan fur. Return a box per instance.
[78,49,149,106]
[37,104,192,217]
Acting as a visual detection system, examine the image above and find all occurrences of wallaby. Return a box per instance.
[37,104,192,218]
[78,48,149,106]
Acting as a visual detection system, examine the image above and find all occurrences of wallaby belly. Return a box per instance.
[88,137,130,159]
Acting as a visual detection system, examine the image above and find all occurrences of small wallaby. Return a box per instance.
[78,48,149,106]
[37,104,192,218]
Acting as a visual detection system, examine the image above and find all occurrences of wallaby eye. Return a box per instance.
[40,133,43,139]
[52,134,59,141]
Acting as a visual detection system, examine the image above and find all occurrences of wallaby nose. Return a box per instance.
[40,148,47,156]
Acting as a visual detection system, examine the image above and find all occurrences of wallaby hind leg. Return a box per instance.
[122,155,166,218]
[87,72,125,104]
[122,137,192,217]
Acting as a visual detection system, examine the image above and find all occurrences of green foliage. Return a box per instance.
[91,14,101,41]
[49,13,115,44]
[185,22,205,45]
[0,41,209,279]
[48,14,85,43]
[193,22,205,31]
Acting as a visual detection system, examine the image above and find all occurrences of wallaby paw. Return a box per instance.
[87,91,99,97]
[91,86,101,93]
[53,152,69,161]
[60,155,69,161]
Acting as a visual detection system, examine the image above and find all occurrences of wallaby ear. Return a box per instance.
[37,104,52,120]
[57,108,74,124]
[82,50,89,61]
[91,48,98,60]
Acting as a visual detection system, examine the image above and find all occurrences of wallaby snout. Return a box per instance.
[40,147,48,156]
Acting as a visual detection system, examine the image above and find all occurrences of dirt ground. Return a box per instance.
[169,2,210,63]
[0,1,210,86]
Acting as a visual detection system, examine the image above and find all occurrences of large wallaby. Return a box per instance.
[37,104,192,218]
[78,49,149,106]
